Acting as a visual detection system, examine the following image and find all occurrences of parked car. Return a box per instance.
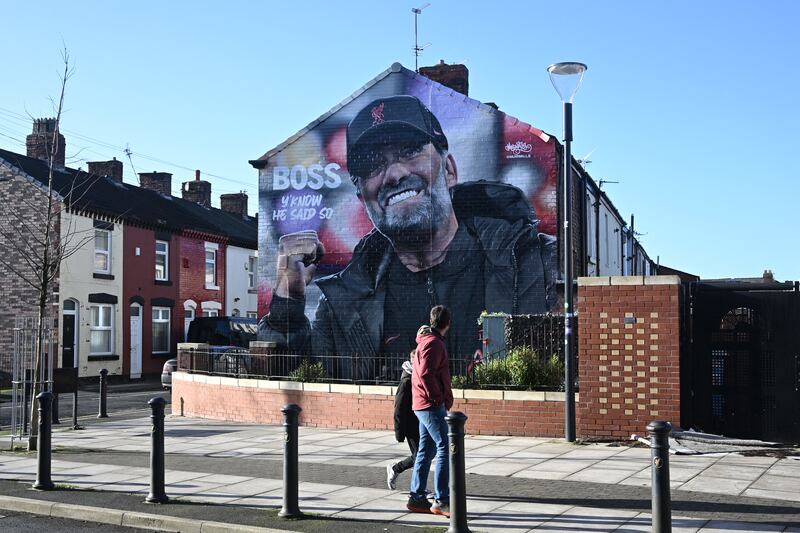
[186,317,257,347]
[186,317,257,376]
[161,358,177,389]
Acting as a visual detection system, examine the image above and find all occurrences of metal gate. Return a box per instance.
[10,317,55,446]
[686,281,800,443]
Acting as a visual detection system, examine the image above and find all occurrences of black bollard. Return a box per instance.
[52,394,60,425]
[145,397,169,504]
[647,421,672,533]
[33,391,55,491]
[98,369,109,418]
[278,404,303,518]
[72,388,81,430]
[445,411,470,533]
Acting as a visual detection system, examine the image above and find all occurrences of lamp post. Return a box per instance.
[547,61,587,443]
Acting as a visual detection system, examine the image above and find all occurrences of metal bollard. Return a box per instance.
[72,388,81,430]
[445,411,470,533]
[278,404,303,518]
[647,421,672,533]
[145,397,169,504]
[98,369,109,418]
[32,392,55,490]
[52,394,60,425]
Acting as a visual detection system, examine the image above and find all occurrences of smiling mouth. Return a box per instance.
[385,188,421,207]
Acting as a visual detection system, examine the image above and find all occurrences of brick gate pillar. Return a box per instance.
[577,276,683,439]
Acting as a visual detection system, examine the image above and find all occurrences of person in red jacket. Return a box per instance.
[407,305,453,518]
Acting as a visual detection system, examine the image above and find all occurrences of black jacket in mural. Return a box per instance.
[260,180,558,380]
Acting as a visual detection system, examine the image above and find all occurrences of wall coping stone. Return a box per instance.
[302,382,331,393]
[177,343,209,350]
[463,389,504,400]
[610,275,645,286]
[174,372,571,402]
[644,275,681,285]
[577,276,610,286]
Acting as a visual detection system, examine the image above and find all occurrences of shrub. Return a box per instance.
[288,360,327,383]
[454,347,565,391]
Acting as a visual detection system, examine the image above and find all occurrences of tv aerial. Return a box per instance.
[412,3,431,72]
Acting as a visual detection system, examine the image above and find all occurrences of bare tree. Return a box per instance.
[0,48,95,450]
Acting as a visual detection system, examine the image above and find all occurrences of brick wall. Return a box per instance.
[0,167,59,377]
[178,235,226,321]
[173,373,568,437]
[577,275,682,438]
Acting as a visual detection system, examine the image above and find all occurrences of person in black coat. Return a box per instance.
[387,356,420,490]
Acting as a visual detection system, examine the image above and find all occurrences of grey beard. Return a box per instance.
[365,165,453,247]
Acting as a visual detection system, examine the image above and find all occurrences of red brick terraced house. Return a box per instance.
[0,122,257,380]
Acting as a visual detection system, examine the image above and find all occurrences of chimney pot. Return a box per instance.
[195,169,200,181]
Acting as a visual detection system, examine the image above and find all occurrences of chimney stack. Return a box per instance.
[182,170,211,207]
[419,60,469,96]
[763,269,774,282]
[220,192,249,218]
[139,171,173,196]
[26,118,66,169]
[88,158,124,183]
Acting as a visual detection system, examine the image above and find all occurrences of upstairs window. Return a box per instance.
[248,256,257,289]
[204,242,219,289]
[155,240,169,280]
[94,229,111,274]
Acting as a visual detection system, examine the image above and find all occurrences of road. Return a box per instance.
[0,383,170,432]
[0,510,152,532]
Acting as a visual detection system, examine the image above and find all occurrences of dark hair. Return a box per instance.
[430,305,451,331]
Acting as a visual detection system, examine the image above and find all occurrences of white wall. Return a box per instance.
[225,245,258,318]
[59,213,123,377]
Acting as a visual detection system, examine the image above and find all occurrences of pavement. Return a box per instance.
[1,414,799,532]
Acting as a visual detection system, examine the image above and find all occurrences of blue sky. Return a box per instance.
[1,1,798,281]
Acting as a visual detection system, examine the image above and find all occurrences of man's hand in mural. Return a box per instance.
[274,230,324,299]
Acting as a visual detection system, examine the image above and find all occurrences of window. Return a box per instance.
[90,304,113,354]
[205,250,216,287]
[202,309,218,317]
[155,240,169,280]
[247,311,258,319]
[152,307,170,353]
[248,256,257,289]
[94,230,111,273]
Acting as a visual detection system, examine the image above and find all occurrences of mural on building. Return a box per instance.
[257,66,559,378]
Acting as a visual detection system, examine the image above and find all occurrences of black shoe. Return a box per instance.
[406,496,433,514]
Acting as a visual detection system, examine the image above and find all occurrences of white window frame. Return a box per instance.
[94,229,112,274]
[89,303,114,355]
[248,256,257,289]
[201,300,221,317]
[155,240,169,281]
[152,307,171,354]
[204,242,219,289]
[246,311,258,319]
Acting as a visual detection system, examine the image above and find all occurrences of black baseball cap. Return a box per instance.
[346,95,448,182]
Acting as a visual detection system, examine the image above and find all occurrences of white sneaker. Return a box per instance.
[386,463,399,490]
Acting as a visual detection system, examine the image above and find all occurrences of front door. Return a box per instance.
[62,314,76,368]
[130,304,142,379]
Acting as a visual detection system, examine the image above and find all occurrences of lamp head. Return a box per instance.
[547,62,587,103]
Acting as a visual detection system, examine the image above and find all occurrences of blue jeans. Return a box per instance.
[410,405,449,502]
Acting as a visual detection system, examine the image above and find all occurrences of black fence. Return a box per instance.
[178,313,571,391]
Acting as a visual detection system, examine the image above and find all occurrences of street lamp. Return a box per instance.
[547,61,587,443]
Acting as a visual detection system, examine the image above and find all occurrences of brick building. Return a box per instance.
[0,122,257,379]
